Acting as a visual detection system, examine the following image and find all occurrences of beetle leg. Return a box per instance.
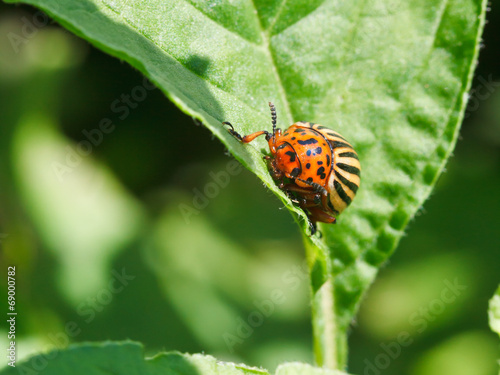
[267,160,285,182]
[278,183,335,235]
[295,178,331,212]
[279,183,315,195]
[279,185,323,210]
[308,220,318,236]
[314,194,321,205]
[300,200,320,208]
[307,207,336,224]
[240,130,270,143]
[280,183,333,217]
[222,122,270,143]
[287,192,305,205]
[295,178,327,195]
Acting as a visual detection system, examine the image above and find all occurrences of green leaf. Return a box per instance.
[3,0,487,369]
[490,285,500,337]
[0,341,348,375]
[489,285,500,374]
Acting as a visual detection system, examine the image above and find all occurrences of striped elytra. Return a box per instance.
[295,122,361,216]
[223,102,360,235]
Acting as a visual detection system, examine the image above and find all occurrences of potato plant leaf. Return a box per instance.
[0,341,349,375]
[3,0,487,369]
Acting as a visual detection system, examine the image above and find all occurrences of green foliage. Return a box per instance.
[489,285,500,374]
[490,285,500,337]
[1,0,488,372]
[0,342,348,375]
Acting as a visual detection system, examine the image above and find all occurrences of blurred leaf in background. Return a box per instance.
[0,3,310,369]
[0,2,499,375]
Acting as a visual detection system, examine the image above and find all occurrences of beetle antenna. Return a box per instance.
[269,102,277,134]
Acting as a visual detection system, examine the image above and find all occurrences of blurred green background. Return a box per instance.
[0,3,498,375]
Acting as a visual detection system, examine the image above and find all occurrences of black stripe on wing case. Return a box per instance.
[338,151,359,160]
[329,140,353,150]
[326,132,348,142]
[334,180,352,205]
[335,170,359,194]
[337,163,360,176]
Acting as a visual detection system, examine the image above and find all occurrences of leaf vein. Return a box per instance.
[249,0,294,124]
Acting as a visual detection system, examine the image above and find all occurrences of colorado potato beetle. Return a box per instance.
[223,102,360,235]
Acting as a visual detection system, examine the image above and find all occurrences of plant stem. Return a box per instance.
[312,278,336,368]
[305,239,348,370]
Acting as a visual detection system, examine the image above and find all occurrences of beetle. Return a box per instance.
[223,102,360,235]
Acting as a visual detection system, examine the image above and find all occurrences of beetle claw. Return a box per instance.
[222,121,243,141]
[308,220,318,236]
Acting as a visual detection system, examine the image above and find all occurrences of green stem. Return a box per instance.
[305,238,348,370]
[312,278,336,368]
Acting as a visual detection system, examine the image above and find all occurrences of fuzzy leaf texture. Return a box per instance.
[0,341,348,375]
[3,0,487,369]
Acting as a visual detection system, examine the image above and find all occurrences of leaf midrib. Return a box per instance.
[249,0,294,125]
[99,0,295,125]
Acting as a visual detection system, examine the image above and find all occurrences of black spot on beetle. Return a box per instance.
[326,154,331,166]
[315,147,322,154]
[291,137,296,140]
[317,161,323,165]
[306,177,313,183]
[285,151,296,162]
[320,173,326,179]
[297,138,319,145]
[306,150,312,156]
[306,163,311,169]
[317,166,325,176]
[290,168,300,177]
[293,129,303,133]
